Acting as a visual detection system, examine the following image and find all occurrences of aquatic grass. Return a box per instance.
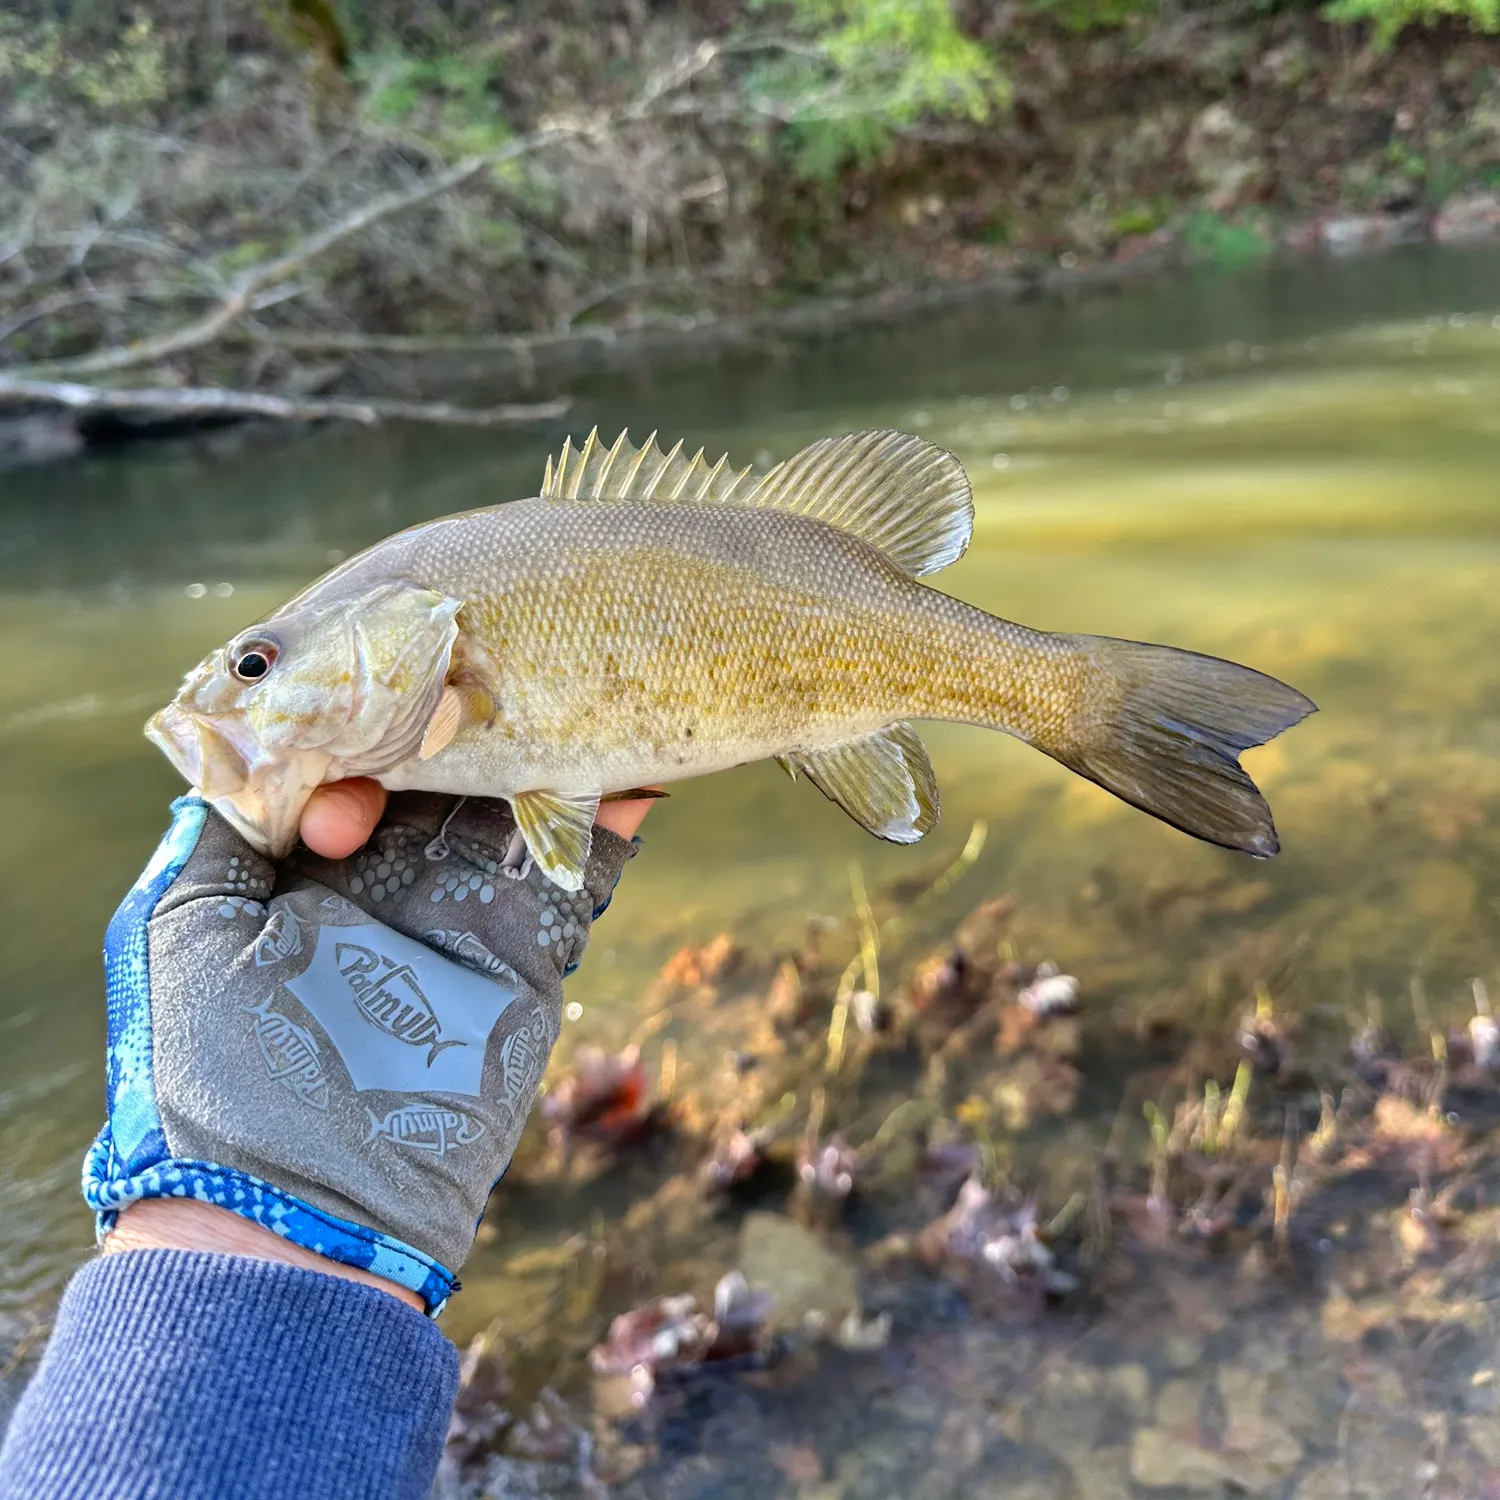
[826,822,988,1078]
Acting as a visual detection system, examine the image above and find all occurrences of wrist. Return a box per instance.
[101,1199,426,1314]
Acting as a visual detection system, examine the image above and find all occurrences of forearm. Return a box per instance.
[0,1240,457,1500]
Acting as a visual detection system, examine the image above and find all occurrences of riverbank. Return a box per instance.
[2,1,1499,464]
[4,198,1498,474]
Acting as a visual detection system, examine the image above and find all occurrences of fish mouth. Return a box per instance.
[147,704,250,798]
[146,705,329,860]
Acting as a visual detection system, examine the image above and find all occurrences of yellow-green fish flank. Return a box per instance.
[148,429,1315,888]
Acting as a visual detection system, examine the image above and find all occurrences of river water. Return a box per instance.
[2,248,1499,1494]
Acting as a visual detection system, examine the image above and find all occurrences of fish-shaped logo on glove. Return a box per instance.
[336,941,464,1067]
[365,1103,484,1156]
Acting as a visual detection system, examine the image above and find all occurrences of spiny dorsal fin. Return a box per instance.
[540,428,760,506]
[538,428,972,577]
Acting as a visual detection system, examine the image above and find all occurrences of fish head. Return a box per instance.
[147,581,463,857]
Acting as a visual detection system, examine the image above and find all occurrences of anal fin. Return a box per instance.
[510,790,600,891]
[784,723,939,843]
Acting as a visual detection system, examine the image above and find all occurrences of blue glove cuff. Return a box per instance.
[83,796,458,1316]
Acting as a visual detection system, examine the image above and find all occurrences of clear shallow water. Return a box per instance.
[2,248,1499,1486]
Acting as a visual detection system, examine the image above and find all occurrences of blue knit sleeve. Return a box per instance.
[0,1251,458,1500]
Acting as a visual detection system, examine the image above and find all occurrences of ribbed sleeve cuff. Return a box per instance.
[0,1250,458,1500]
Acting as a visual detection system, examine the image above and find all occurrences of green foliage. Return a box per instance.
[1026,0,1155,33]
[1323,0,1500,45]
[1183,210,1274,268]
[1109,203,1167,238]
[214,240,278,272]
[1383,136,1427,182]
[1423,153,1468,202]
[353,46,514,156]
[0,14,168,115]
[747,0,1006,180]
[964,213,1012,245]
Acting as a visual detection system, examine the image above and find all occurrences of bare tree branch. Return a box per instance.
[0,376,571,428]
[9,123,578,382]
[0,283,211,348]
[0,40,764,437]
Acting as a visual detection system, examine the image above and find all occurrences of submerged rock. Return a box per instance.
[797,1133,860,1202]
[738,1211,860,1328]
[1017,964,1079,1017]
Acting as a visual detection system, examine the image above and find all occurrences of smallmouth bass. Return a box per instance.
[149,429,1315,889]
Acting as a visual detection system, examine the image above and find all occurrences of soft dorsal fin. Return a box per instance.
[752,429,973,577]
[539,428,973,577]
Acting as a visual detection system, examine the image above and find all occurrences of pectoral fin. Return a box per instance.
[418,680,495,761]
[509,789,601,891]
[783,723,939,843]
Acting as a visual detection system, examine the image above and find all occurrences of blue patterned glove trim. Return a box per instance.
[562,832,640,978]
[101,795,207,1176]
[82,1138,456,1314]
[89,794,457,1316]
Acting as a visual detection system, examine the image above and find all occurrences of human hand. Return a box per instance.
[296,778,657,859]
[88,786,650,1315]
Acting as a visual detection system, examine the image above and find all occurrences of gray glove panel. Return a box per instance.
[144,794,634,1274]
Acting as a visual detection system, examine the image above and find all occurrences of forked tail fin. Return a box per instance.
[1047,636,1315,857]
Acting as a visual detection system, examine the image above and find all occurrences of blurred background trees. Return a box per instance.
[1,0,1496,409]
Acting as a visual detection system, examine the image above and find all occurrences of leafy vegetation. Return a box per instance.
[1322,0,1500,44]
[1027,0,1155,33]
[1183,211,1275,269]
[0,13,167,113]
[355,46,517,157]
[746,0,1005,179]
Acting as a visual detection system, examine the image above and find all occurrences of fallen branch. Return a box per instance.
[0,377,570,428]
[9,123,578,383]
[240,328,620,356]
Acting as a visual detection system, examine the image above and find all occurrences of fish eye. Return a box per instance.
[231,639,279,682]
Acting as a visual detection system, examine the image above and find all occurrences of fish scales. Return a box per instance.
[148,428,1315,888]
[313,500,1066,798]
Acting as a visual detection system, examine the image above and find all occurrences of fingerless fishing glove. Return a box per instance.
[85,792,634,1313]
